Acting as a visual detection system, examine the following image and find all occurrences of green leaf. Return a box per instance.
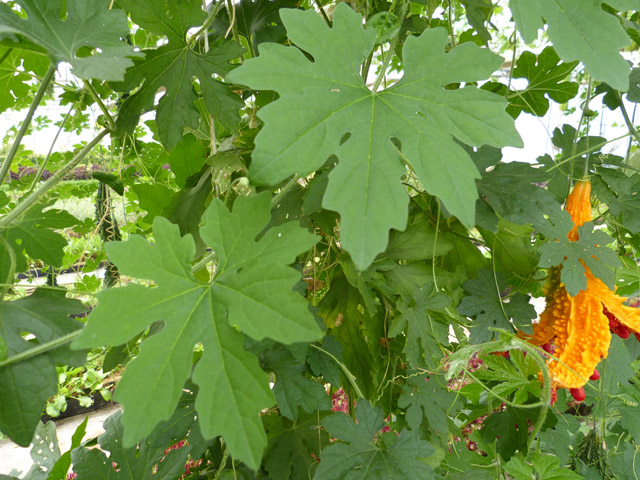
[505,452,584,480]
[508,0,542,43]
[213,0,298,53]
[46,416,88,480]
[71,389,201,480]
[161,169,213,258]
[538,216,620,295]
[317,274,385,398]
[461,0,494,43]
[388,286,451,369]
[92,172,124,196]
[259,341,331,421]
[228,4,521,269]
[397,373,460,440]
[131,183,174,224]
[475,158,562,230]
[161,134,208,188]
[0,204,79,277]
[22,422,60,480]
[507,46,579,117]
[457,269,537,343]
[607,0,640,9]
[0,48,49,114]
[481,406,541,460]
[306,335,343,387]
[72,192,321,469]
[0,290,86,447]
[114,0,244,149]
[479,219,538,276]
[315,400,435,479]
[262,409,329,479]
[0,0,141,81]
[509,0,631,90]
[384,215,455,261]
[473,350,542,404]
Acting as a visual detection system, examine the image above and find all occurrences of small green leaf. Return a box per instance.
[315,400,435,479]
[397,373,460,440]
[507,46,579,117]
[388,286,451,369]
[538,216,620,295]
[258,341,331,421]
[22,422,60,480]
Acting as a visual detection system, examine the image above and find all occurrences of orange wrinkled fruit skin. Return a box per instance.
[526,179,640,390]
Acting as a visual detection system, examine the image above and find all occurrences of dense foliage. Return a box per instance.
[2,0,640,478]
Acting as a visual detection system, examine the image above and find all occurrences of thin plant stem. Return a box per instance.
[371,1,409,92]
[0,129,110,229]
[188,0,225,48]
[619,93,640,145]
[0,48,13,67]
[448,0,456,48]
[271,174,299,207]
[0,64,56,185]
[28,102,77,192]
[0,330,82,369]
[84,80,115,131]
[314,0,332,26]
[0,235,15,301]
[225,0,238,40]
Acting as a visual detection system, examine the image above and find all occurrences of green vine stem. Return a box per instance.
[0,129,110,229]
[27,101,77,192]
[84,80,115,131]
[371,0,409,92]
[0,63,56,185]
[271,174,300,208]
[618,92,640,145]
[310,343,365,399]
[188,0,226,49]
[0,235,15,302]
[0,330,81,370]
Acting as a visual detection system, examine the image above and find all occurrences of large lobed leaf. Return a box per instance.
[509,0,632,90]
[0,290,86,446]
[114,0,244,149]
[227,4,521,270]
[0,0,141,81]
[72,192,321,469]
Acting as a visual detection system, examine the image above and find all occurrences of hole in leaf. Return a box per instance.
[389,137,401,152]
[339,132,351,145]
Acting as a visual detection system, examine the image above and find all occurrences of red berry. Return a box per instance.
[570,387,586,402]
[589,369,600,381]
[550,388,557,405]
[616,324,631,339]
[542,342,554,354]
